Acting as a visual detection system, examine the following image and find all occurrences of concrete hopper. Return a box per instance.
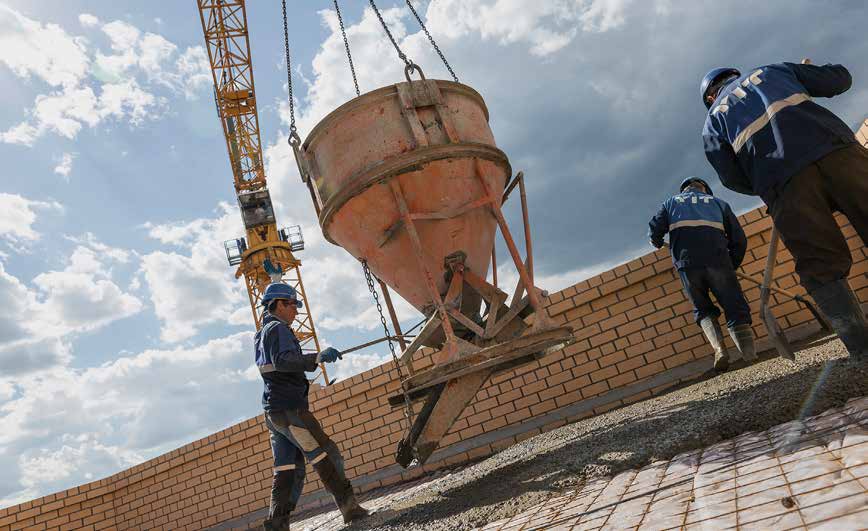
[293,76,574,467]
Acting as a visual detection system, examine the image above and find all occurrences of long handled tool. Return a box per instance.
[317,334,415,385]
[757,228,796,360]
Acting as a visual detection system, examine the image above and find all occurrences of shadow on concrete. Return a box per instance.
[327,334,866,530]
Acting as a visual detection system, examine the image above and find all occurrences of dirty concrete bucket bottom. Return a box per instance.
[393,325,575,468]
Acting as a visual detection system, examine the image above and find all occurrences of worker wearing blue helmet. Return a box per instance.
[701,60,867,362]
[256,282,368,530]
[649,177,754,371]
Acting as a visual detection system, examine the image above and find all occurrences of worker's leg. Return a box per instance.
[268,408,369,523]
[771,162,867,360]
[770,163,852,290]
[707,266,756,361]
[817,143,868,245]
[263,415,307,531]
[679,268,729,370]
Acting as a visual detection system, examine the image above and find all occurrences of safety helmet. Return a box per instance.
[261,282,303,308]
[680,177,713,196]
[701,67,741,109]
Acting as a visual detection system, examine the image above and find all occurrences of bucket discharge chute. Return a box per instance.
[294,77,574,467]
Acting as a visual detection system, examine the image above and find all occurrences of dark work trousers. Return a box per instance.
[264,408,345,523]
[678,266,752,328]
[769,143,868,292]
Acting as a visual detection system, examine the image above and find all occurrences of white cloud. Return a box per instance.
[0,239,142,376]
[140,204,246,342]
[423,0,633,57]
[0,332,258,506]
[0,193,62,245]
[0,6,210,146]
[53,152,74,179]
[78,13,100,28]
[0,5,89,88]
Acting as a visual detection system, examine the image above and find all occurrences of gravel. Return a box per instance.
[304,333,867,531]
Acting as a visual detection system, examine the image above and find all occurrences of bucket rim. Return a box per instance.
[301,80,490,152]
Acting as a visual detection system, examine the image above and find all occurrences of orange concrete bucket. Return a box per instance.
[298,78,510,315]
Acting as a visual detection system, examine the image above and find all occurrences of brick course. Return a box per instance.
[1,205,866,531]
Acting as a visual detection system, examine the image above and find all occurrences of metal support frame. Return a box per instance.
[384,162,572,468]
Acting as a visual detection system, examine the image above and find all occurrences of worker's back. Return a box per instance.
[650,190,744,270]
[703,62,856,203]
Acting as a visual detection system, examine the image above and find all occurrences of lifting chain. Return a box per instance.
[368,0,421,80]
[404,0,459,82]
[333,0,361,97]
[281,0,300,146]
[362,260,416,432]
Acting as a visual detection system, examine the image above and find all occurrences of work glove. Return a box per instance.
[316,347,342,364]
[650,239,664,249]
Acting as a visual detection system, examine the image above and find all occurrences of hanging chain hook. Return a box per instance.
[404,62,426,83]
[282,0,301,147]
[404,0,459,82]
[333,0,361,97]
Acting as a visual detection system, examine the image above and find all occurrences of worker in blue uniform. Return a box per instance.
[701,60,867,362]
[649,177,755,371]
[255,282,368,530]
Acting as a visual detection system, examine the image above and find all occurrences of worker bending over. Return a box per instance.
[649,177,755,371]
[255,282,369,530]
[701,60,867,362]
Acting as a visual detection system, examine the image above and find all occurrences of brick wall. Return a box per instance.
[857,118,868,147]
[2,205,866,531]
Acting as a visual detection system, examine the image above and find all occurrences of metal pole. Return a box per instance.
[378,279,408,351]
[517,174,534,285]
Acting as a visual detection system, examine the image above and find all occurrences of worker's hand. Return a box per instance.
[650,239,663,249]
[316,347,342,364]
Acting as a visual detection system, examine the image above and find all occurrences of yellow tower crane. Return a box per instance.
[196,0,329,384]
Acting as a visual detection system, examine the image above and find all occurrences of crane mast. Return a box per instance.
[196,0,328,384]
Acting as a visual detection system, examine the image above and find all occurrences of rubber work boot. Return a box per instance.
[728,324,757,362]
[810,279,868,362]
[701,317,730,371]
[313,456,370,524]
[262,516,289,531]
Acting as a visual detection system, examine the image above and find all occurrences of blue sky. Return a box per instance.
[1,0,866,508]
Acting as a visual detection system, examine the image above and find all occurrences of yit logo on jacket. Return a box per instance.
[712,69,764,115]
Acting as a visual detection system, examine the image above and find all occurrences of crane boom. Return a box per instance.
[196,0,329,384]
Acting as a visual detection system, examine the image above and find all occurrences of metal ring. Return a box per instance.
[288,130,301,147]
[404,62,426,83]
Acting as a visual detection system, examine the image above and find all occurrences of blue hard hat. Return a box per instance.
[680,177,713,196]
[701,67,740,109]
[261,282,303,308]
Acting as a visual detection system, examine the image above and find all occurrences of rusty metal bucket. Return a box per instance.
[300,80,508,315]
[294,77,573,467]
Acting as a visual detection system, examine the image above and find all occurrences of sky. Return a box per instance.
[0,0,866,508]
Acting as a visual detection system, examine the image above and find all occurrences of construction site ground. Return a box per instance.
[283,332,867,530]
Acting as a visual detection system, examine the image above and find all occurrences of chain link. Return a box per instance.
[281,0,300,145]
[333,0,361,97]
[404,0,458,82]
[362,260,415,429]
[368,0,412,67]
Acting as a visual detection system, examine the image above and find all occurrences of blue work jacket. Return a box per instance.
[648,190,747,271]
[703,62,856,206]
[255,313,319,411]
